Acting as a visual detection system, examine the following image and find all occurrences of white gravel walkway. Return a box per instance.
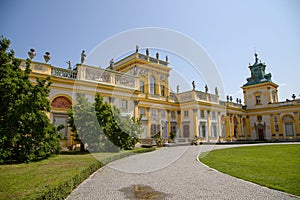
[66,143,299,200]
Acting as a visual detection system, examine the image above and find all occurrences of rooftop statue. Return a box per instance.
[81,50,86,64]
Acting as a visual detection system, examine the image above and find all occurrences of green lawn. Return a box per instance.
[0,148,155,200]
[199,144,300,196]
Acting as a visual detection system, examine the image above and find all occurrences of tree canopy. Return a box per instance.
[0,36,61,163]
[68,93,142,152]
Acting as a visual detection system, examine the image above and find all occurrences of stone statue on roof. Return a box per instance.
[205,84,208,93]
[136,45,139,53]
[66,61,72,70]
[215,87,218,96]
[81,50,86,64]
[192,81,195,90]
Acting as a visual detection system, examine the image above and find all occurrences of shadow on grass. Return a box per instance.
[59,151,90,155]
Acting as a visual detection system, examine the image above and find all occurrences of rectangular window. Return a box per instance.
[171,111,176,119]
[151,109,157,117]
[212,123,218,137]
[200,110,205,118]
[184,110,189,117]
[201,123,206,137]
[256,95,261,105]
[160,85,165,96]
[275,124,279,132]
[140,81,144,93]
[257,115,262,121]
[121,99,127,109]
[161,110,166,118]
[139,108,145,117]
[212,111,216,120]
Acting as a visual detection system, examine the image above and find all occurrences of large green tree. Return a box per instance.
[95,94,141,150]
[0,36,61,163]
[68,93,142,152]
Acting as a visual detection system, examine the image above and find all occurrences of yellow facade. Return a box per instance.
[21,50,300,147]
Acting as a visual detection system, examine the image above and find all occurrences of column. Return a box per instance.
[146,108,151,138]
[237,115,242,139]
[277,115,284,140]
[225,115,231,141]
[294,112,299,137]
[245,116,251,139]
[158,109,162,136]
[177,111,181,138]
[167,110,171,139]
[230,115,235,140]
[270,114,275,140]
[217,113,222,138]
[133,100,140,119]
[193,109,199,137]
[207,110,211,141]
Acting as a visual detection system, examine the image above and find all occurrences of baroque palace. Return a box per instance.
[21,48,300,147]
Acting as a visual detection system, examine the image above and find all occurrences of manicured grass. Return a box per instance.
[0,148,155,200]
[199,144,300,196]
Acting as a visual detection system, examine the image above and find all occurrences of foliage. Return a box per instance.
[199,144,300,196]
[0,36,61,163]
[68,93,105,152]
[169,132,176,140]
[0,147,155,200]
[151,132,164,147]
[68,93,142,151]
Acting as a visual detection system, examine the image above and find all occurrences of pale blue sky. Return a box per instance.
[1,0,299,101]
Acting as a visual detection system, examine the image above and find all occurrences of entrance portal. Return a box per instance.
[258,128,264,140]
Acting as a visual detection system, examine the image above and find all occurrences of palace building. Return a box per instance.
[20,49,300,147]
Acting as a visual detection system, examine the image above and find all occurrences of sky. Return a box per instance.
[1,0,299,101]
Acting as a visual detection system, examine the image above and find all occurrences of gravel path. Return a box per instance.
[67,143,299,200]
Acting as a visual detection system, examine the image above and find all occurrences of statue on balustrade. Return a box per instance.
[81,50,86,64]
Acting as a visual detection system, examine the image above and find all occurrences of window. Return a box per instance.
[161,110,166,118]
[200,123,206,137]
[212,123,218,137]
[255,95,261,105]
[151,124,160,136]
[183,125,190,137]
[139,108,145,117]
[140,81,144,93]
[121,99,127,109]
[150,76,156,95]
[212,111,216,120]
[257,115,262,121]
[151,109,157,117]
[171,111,176,119]
[200,110,205,118]
[274,116,278,123]
[184,110,189,118]
[275,124,279,132]
[161,85,165,96]
[285,122,294,136]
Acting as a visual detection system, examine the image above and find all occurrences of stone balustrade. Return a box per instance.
[77,64,138,90]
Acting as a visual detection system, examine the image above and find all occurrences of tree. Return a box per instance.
[95,94,141,150]
[68,93,142,152]
[68,93,108,152]
[0,36,61,163]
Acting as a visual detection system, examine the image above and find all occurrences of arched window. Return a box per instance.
[51,96,72,109]
[150,76,156,95]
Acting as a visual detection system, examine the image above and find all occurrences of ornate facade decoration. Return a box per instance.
[51,96,72,109]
